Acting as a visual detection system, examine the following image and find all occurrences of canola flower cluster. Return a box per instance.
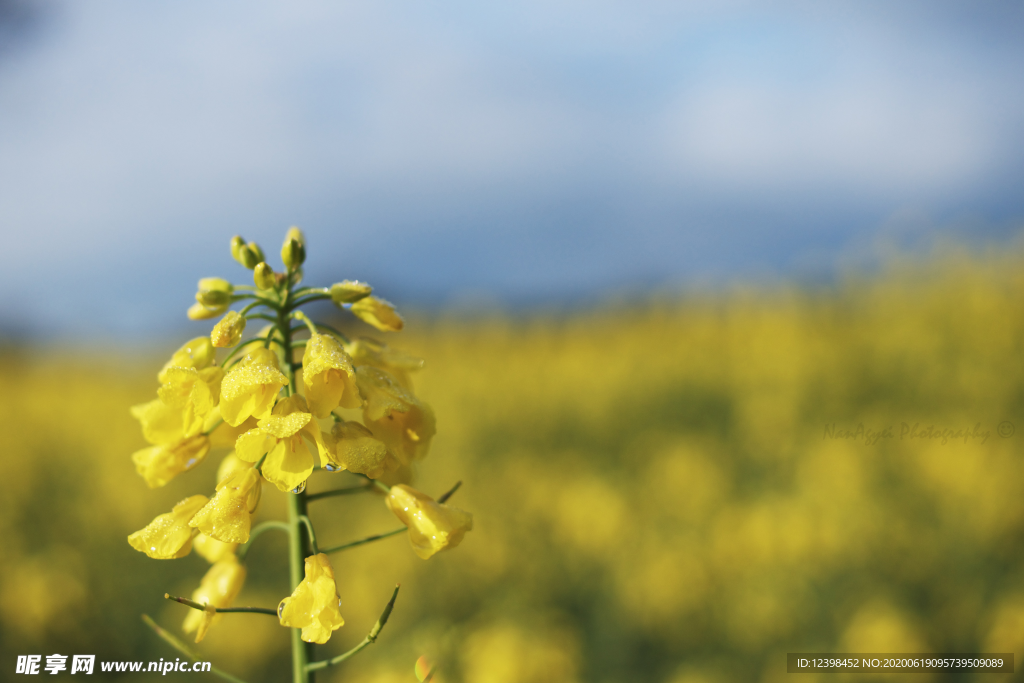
[125,228,472,665]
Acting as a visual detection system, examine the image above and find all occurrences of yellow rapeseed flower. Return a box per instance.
[158,336,215,383]
[344,337,423,390]
[234,395,329,492]
[356,366,435,465]
[127,495,209,559]
[349,295,404,332]
[189,467,262,544]
[157,366,223,438]
[301,333,360,418]
[131,398,191,446]
[132,435,210,488]
[324,420,398,479]
[182,556,247,643]
[192,533,238,564]
[277,553,345,644]
[219,347,288,427]
[211,310,246,348]
[385,484,473,560]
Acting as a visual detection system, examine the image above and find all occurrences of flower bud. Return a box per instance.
[196,277,233,307]
[248,241,265,263]
[330,280,372,305]
[281,239,305,269]
[231,236,261,269]
[230,235,246,261]
[211,310,246,348]
[254,262,277,290]
[188,302,225,320]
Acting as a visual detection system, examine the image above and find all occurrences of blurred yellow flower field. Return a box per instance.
[2,244,1024,682]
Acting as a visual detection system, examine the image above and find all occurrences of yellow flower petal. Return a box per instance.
[127,495,208,559]
[235,427,277,463]
[219,348,287,426]
[302,333,360,417]
[349,295,403,332]
[211,310,246,348]
[189,468,261,544]
[261,437,314,493]
[258,412,311,439]
[131,398,187,446]
[131,435,210,488]
[356,366,436,465]
[192,533,238,564]
[278,554,345,644]
[183,557,246,643]
[344,337,423,390]
[385,484,473,560]
[328,421,398,479]
[158,337,215,383]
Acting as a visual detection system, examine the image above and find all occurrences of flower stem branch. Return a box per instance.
[309,322,350,344]
[320,527,405,555]
[438,480,463,503]
[164,594,278,616]
[141,615,251,683]
[297,515,320,555]
[237,520,290,561]
[304,585,400,673]
[306,483,374,502]
[291,310,319,337]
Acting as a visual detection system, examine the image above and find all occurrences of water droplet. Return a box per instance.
[278,602,285,619]
[291,481,307,494]
[337,597,343,609]
[325,463,341,472]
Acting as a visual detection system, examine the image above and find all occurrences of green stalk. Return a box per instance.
[280,274,314,683]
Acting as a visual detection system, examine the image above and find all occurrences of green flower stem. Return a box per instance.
[236,520,289,561]
[292,286,329,298]
[298,515,320,555]
[438,480,463,503]
[306,483,373,502]
[373,480,391,494]
[320,526,405,555]
[288,293,332,309]
[238,300,263,317]
[280,275,314,683]
[246,313,280,324]
[292,310,319,336]
[201,418,224,437]
[141,615,251,683]
[164,594,278,616]
[305,586,400,673]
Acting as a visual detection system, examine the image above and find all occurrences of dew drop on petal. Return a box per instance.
[291,481,307,494]
[278,602,286,619]
[325,463,340,472]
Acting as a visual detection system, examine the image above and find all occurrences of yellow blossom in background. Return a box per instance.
[189,467,262,544]
[234,395,330,492]
[301,333,361,418]
[192,533,238,564]
[345,337,424,390]
[325,420,398,479]
[183,557,247,643]
[127,495,209,559]
[211,310,247,348]
[350,295,404,332]
[158,336,215,383]
[278,553,345,644]
[357,366,435,465]
[130,398,191,445]
[219,347,288,426]
[385,484,473,559]
[132,435,210,488]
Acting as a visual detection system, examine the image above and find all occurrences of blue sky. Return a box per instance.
[2,1,1023,340]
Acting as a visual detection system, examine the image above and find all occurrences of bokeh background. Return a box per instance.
[2,2,1024,682]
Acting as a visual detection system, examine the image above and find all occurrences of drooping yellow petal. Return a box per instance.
[189,468,261,544]
[131,398,187,446]
[192,533,238,564]
[278,553,345,644]
[219,348,287,426]
[183,557,246,643]
[385,484,473,560]
[234,428,276,463]
[258,411,311,439]
[132,435,210,488]
[157,366,223,436]
[302,333,360,417]
[356,366,436,465]
[261,436,314,493]
[207,413,258,450]
[127,495,208,559]
[344,337,423,390]
[327,421,398,479]
[349,295,403,332]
